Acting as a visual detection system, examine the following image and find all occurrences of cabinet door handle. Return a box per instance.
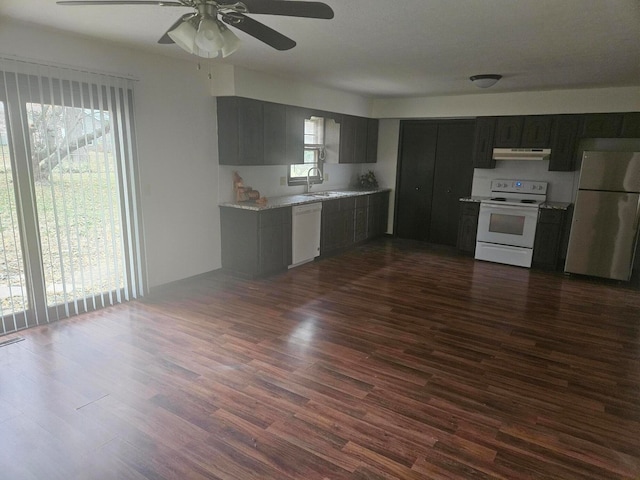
[415,186,420,191]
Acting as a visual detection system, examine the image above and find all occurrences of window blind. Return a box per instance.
[0,57,146,335]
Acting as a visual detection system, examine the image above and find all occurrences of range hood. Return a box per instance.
[492,148,551,161]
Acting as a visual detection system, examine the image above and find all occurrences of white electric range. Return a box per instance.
[475,179,548,268]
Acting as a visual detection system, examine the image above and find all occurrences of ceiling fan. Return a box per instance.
[56,0,334,58]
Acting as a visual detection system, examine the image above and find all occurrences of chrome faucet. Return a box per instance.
[306,166,321,193]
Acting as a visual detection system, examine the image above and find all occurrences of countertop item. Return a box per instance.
[221,188,392,211]
[459,196,571,210]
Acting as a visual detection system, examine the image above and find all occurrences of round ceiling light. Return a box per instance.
[470,74,502,88]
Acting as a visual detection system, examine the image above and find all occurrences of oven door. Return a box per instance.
[476,203,539,248]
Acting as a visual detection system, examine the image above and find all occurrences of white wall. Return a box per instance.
[372,86,640,119]
[0,19,221,289]
[218,163,368,201]
[215,66,373,116]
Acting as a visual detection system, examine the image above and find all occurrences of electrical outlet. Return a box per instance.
[280,176,286,186]
[324,173,329,182]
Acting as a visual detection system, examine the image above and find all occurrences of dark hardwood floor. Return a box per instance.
[1,238,639,479]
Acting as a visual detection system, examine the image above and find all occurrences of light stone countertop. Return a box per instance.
[220,188,392,211]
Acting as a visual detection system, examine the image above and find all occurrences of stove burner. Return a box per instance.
[520,199,537,204]
[490,197,507,201]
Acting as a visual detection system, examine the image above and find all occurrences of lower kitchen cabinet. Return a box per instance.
[533,207,570,270]
[321,191,389,256]
[456,201,480,254]
[321,197,356,255]
[354,196,368,243]
[367,191,389,238]
[220,206,292,277]
[221,191,390,276]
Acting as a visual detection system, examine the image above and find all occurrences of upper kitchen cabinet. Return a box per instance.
[339,114,368,163]
[581,113,623,138]
[217,97,286,165]
[217,96,265,166]
[548,115,583,171]
[494,116,524,148]
[218,97,308,166]
[263,102,287,165]
[495,115,553,148]
[472,117,496,168]
[621,112,640,138]
[366,118,379,163]
[339,115,378,164]
[521,115,553,148]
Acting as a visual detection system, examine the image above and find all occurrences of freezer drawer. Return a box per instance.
[578,152,640,192]
[565,190,640,280]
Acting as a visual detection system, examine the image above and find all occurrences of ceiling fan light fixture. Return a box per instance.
[167,18,198,54]
[470,74,502,88]
[195,17,225,54]
[220,24,241,58]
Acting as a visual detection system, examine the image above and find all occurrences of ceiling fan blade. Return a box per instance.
[57,1,185,6]
[223,13,296,51]
[238,0,334,19]
[158,13,195,44]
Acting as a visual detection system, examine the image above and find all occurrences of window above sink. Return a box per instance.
[288,116,325,186]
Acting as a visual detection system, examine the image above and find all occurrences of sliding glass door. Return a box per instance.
[0,60,145,335]
[0,100,30,330]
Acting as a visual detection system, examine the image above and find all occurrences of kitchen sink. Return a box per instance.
[303,191,343,198]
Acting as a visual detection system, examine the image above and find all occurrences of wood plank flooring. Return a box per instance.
[1,238,639,479]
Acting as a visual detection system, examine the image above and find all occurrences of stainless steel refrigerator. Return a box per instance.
[565,151,640,281]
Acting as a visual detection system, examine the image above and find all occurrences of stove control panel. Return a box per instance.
[491,180,548,194]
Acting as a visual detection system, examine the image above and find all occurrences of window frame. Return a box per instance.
[288,116,325,186]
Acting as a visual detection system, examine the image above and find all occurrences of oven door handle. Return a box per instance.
[481,204,537,212]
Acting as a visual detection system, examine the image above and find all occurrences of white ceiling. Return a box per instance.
[1,0,639,98]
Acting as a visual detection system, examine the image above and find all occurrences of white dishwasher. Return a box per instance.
[290,202,322,267]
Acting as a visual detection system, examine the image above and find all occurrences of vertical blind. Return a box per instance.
[0,57,146,335]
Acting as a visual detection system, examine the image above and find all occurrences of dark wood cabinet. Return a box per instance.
[217,96,269,166]
[285,105,309,165]
[472,117,496,168]
[221,192,389,276]
[218,96,382,166]
[354,196,368,243]
[339,115,369,163]
[367,191,389,238]
[456,201,480,254]
[521,115,552,148]
[366,118,379,163]
[549,115,582,171]
[220,206,292,277]
[217,96,240,166]
[533,208,567,270]
[321,192,388,256]
[494,116,524,148]
[263,102,287,165]
[494,115,552,149]
[321,197,355,254]
[621,112,640,138]
[581,113,624,138]
[320,200,342,254]
[235,97,264,165]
